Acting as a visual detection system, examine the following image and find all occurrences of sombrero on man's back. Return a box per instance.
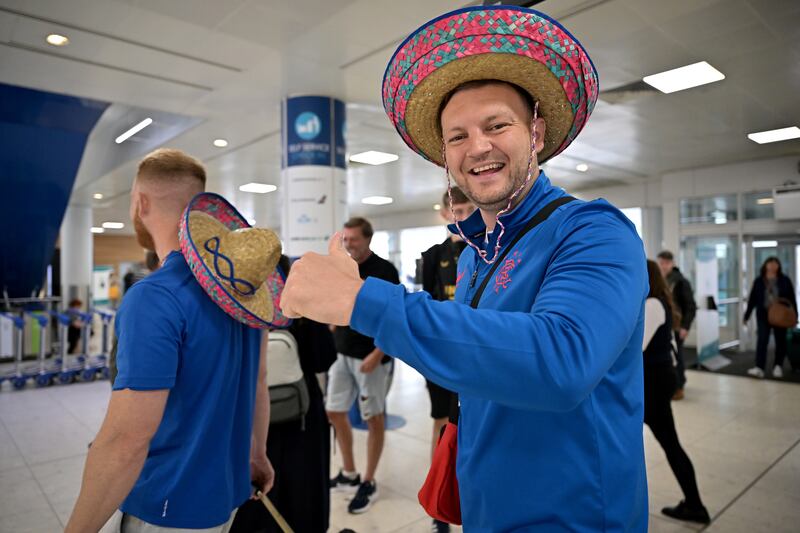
[179,192,290,329]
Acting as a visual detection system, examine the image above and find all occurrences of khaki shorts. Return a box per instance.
[100,510,236,533]
[326,354,392,419]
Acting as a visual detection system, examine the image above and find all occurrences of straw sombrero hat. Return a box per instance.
[382,5,599,166]
[179,192,290,329]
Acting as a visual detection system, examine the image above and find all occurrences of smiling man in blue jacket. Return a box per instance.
[282,6,648,531]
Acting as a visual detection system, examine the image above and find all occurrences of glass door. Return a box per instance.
[680,235,741,348]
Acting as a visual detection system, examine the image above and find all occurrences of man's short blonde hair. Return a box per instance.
[137,148,206,187]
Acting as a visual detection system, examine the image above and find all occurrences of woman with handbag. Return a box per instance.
[644,260,710,524]
[744,256,798,379]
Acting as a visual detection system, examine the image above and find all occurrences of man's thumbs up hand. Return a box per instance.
[280,232,363,325]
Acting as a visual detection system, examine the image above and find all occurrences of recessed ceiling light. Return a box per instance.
[247,218,256,225]
[90,227,105,234]
[576,163,589,172]
[213,138,228,148]
[433,204,441,210]
[756,197,774,205]
[115,118,153,144]
[747,126,800,145]
[349,151,399,165]
[46,34,69,46]
[102,222,125,229]
[239,183,277,194]
[362,196,393,205]
[93,193,104,200]
[752,240,778,248]
[643,61,725,94]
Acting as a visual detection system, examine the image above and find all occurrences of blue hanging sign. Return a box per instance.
[283,96,346,169]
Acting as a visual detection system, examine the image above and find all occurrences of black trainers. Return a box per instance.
[348,480,378,514]
[432,518,450,532]
[330,470,361,494]
[661,500,710,524]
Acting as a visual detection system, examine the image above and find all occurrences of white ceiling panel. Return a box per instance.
[0,0,797,234]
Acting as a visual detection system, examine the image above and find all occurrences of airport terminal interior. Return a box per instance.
[1,0,800,532]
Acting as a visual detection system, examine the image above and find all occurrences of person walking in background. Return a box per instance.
[67,149,277,532]
[67,298,85,354]
[744,256,797,379]
[644,260,710,524]
[418,187,475,533]
[232,256,338,533]
[657,251,696,400]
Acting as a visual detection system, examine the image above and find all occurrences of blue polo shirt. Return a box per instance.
[352,172,649,531]
[114,251,261,528]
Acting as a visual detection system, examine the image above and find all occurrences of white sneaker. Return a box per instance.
[747,367,765,378]
[773,365,783,378]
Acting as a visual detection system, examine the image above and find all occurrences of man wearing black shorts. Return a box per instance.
[418,187,475,533]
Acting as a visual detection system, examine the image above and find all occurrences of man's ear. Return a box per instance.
[138,190,151,217]
[533,117,547,155]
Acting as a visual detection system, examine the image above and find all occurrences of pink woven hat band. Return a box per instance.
[382,5,599,167]
[179,192,291,330]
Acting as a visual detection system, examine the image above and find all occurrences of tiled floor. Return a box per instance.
[1,363,799,532]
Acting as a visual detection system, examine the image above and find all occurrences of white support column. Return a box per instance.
[59,203,93,309]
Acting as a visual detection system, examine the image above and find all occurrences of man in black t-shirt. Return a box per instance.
[327,217,399,514]
[418,187,475,533]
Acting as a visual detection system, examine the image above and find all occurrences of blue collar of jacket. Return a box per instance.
[447,171,566,250]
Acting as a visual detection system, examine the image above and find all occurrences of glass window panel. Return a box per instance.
[743,191,775,220]
[679,195,738,225]
[619,207,643,238]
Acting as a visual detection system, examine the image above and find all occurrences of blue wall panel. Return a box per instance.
[0,83,108,298]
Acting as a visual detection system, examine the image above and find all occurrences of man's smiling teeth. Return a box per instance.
[470,162,505,175]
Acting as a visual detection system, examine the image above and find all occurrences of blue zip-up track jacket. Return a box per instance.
[351,173,649,532]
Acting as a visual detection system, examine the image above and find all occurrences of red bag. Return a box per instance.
[418,422,461,525]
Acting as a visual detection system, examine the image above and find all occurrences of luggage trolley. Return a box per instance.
[0,313,31,390]
[24,311,59,387]
[77,311,106,382]
[93,309,114,379]
[51,311,82,384]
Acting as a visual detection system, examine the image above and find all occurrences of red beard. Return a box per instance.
[133,213,155,251]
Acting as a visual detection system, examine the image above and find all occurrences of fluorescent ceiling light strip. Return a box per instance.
[643,61,725,94]
[362,196,393,205]
[752,240,778,248]
[115,118,153,144]
[349,151,399,165]
[756,198,774,205]
[239,183,277,194]
[102,222,125,229]
[90,227,104,234]
[747,126,800,144]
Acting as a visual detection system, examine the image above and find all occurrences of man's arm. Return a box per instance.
[65,389,168,533]
[250,331,274,496]
[359,346,385,373]
[352,208,647,412]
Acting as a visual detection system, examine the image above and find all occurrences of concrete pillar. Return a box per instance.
[59,203,93,309]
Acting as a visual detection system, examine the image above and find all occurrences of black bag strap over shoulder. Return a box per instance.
[449,195,576,424]
[469,196,576,308]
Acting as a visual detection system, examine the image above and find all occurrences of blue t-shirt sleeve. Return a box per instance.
[113,282,184,391]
